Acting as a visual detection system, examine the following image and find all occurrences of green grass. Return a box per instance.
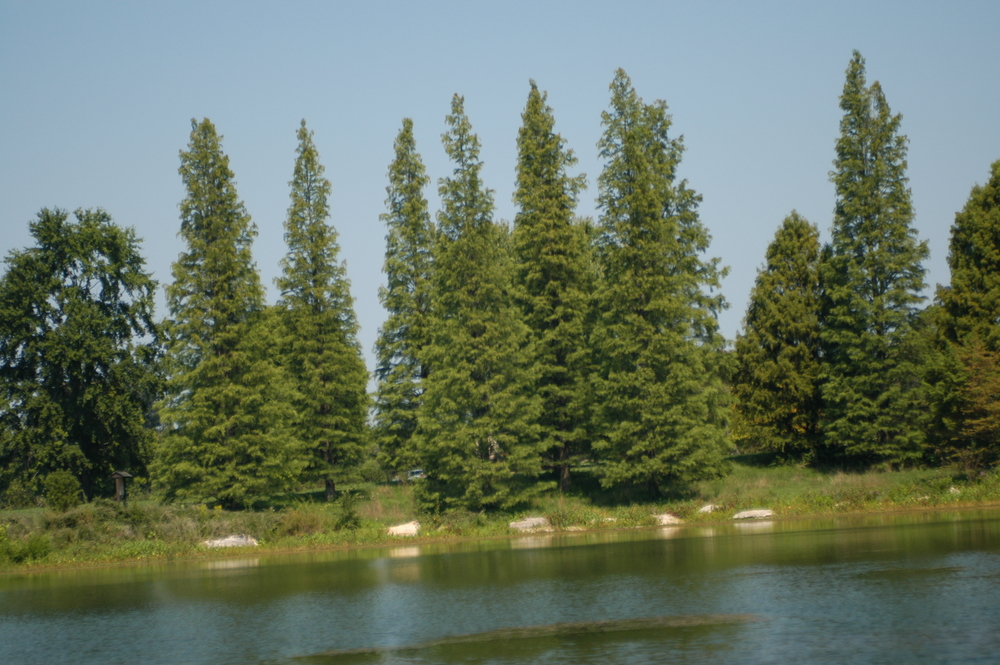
[3,462,1000,573]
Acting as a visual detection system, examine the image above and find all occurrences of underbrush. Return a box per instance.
[2,464,999,572]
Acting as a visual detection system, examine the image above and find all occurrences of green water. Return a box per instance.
[2,509,1000,664]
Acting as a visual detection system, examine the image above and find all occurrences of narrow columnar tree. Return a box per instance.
[153,119,302,508]
[931,160,1000,472]
[819,52,929,467]
[733,212,823,457]
[373,119,435,475]
[592,70,730,496]
[414,95,544,511]
[276,120,369,501]
[512,81,593,492]
[937,160,1000,350]
[0,208,161,500]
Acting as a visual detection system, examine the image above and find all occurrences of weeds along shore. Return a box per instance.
[3,460,1000,573]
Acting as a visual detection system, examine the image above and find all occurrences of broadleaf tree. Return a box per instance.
[153,119,303,508]
[373,118,435,476]
[819,52,929,467]
[0,208,161,500]
[512,81,594,492]
[592,70,730,496]
[733,212,823,457]
[276,120,369,501]
[413,95,544,511]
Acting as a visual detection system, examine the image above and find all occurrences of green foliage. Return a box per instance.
[819,52,930,467]
[44,470,83,513]
[413,95,545,512]
[0,525,50,564]
[734,212,823,456]
[930,161,1000,472]
[512,81,594,493]
[153,119,304,509]
[591,69,730,495]
[332,491,361,530]
[0,208,161,500]
[937,160,1000,350]
[275,120,369,501]
[373,119,435,474]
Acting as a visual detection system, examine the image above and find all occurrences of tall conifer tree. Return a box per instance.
[937,160,1000,350]
[154,119,302,508]
[592,70,729,495]
[373,119,435,475]
[414,96,543,511]
[931,160,1000,472]
[733,212,822,456]
[512,81,593,492]
[819,52,929,466]
[276,121,369,501]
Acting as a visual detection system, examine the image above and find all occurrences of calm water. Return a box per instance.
[2,509,1000,664]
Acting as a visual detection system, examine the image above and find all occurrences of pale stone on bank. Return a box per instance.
[510,517,550,531]
[202,534,259,548]
[653,514,683,525]
[733,509,774,520]
[387,521,421,536]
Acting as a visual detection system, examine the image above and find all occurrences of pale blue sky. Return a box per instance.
[2,1,999,372]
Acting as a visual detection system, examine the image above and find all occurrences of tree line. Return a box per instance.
[1,53,998,510]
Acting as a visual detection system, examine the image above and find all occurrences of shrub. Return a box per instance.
[333,492,361,530]
[45,471,83,513]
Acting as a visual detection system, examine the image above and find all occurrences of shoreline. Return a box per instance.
[5,499,1000,577]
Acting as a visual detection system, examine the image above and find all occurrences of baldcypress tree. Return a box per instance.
[819,52,929,467]
[153,119,303,508]
[592,70,730,496]
[373,119,435,475]
[733,212,822,457]
[930,160,1000,472]
[937,160,1000,349]
[512,81,593,492]
[276,120,369,501]
[413,95,544,511]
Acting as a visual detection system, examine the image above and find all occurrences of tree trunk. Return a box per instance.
[559,445,572,493]
[325,477,336,502]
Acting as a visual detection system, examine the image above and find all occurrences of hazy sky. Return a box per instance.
[2,1,999,373]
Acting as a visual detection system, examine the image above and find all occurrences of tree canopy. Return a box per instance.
[0,208,161,500]
[819,51,929,467]
[591,69,730,495]
[276,120,369,501]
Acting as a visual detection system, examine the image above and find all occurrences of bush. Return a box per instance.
[45,471,83,513]
[0,525,50,564]
[333,492,361,530]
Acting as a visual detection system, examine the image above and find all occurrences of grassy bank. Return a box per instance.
[3,459,1000,573]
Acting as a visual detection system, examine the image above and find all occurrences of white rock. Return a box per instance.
[949,486,961,495]
[202,534,259,548]
[652,513,683,525]
[697,504,719,514]
[733,509,774,520]
[509,516,550,531]
[387,520,421,537]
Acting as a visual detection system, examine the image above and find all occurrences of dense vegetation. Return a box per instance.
[3,53,1000,538]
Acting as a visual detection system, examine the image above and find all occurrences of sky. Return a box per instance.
[2,1,999,374]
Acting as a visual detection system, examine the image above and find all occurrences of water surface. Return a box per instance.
[2,509,1000,664]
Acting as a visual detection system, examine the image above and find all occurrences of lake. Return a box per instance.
[2,508,1000,664]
